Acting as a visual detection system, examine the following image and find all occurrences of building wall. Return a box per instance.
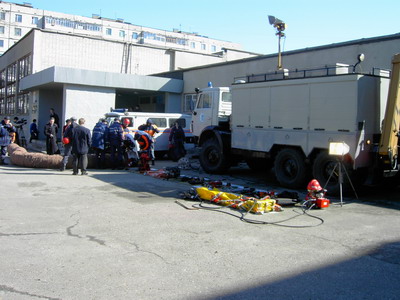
[30,30,247,76]
[63,84,115,131]
[182,35,400,94]
[38,89,63,135]
[0,1,245,56]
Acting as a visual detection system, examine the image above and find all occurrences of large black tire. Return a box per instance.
[199,138,230,174]
[312,151,351,195]
[274,148,308,189]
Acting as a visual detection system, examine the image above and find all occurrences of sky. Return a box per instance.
[27,0,400,54]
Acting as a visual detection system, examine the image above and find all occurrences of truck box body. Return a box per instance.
[231,74,390,168]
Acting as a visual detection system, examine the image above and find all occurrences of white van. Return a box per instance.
[104,110,195,158]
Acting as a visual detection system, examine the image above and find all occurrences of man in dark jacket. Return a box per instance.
[71,118,92,175]
[59,117,77,171]
[108,118,123,169]
[168,120,186,161]
[44,117,59,155]
[49,108,60,128]
[0,116,15,165]
[91,118,109,169]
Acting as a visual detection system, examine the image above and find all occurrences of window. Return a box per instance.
[190,42,195,49]
[6,95,15,115]
[0,97,5,114]
[15,14,22,22]
[132,32,138,39]
[150,118,167,128]
[222,92,232,102]
[211,45,217,52]
[169,118,186,128]
[201,43,206,51]
[0,12,5,20]
[0,40,3,48]
[119,30,125,38]
[14,28,22,36]
[17,93,29,114]
[196,93,212,109]
[106,28,112,35]
[0,26,4,34]
[184,94,197,112]
[18,54,32,79]
[32,16,39,25]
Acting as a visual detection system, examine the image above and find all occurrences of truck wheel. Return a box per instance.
[199,138,230,173]
[274,148,307,188]
[312,151,349,195]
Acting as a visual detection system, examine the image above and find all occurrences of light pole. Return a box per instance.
[268,15,287,70]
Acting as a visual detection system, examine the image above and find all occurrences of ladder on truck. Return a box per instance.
[379,53,400,171]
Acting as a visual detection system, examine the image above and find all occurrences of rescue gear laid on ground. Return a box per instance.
[195,186,282,214]
[304,179,330,208]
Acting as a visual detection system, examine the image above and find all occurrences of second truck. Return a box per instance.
[191,54,400,194]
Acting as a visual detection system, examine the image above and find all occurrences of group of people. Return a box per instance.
[1,108,187,173]
[89,117,161,170]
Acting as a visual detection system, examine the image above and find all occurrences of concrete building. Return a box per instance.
[0,26,257,133]
[0,1,245,56]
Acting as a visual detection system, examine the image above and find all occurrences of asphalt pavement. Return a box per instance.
[1,154,400,300]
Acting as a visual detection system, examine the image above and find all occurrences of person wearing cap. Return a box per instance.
[138,118,159,165]
[91,118,109,169]
[0,117,16,165]
[108,118,124,169]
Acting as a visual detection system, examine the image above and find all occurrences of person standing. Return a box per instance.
[71,118,91,175]
[49,108,60,128]
[0,117,15,165]
[44,117,59,155]
[59,118,74,171]
[29,119,39,143]
[91,118,109,169]
[108,118,124,169]
[168,120,186,161]
[138,118,159,165]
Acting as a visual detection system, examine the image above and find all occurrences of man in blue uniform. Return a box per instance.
[108,118,124,169]
[92,118,109,169]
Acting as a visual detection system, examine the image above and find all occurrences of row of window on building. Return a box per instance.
[45,16,220,52]
[0,54,32,115]
[0,11,222,52]
[0,11,39,24]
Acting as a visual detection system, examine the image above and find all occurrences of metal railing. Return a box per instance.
[234,65,391,84]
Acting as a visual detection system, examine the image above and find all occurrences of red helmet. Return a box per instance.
[123,118,130,126]
[307,179,322,191]
[62,137,70,144]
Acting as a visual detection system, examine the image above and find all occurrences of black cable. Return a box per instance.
[189,198,324,228]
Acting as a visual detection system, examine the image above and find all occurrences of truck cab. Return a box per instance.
[191,86,232,139]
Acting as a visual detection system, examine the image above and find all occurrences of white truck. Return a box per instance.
[192,55,400,193]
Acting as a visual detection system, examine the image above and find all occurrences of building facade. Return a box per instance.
[0,1,245,56]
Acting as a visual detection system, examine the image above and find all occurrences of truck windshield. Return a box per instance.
[222,92,232,102]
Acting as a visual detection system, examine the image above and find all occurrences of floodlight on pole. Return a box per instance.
[268,15,286,70]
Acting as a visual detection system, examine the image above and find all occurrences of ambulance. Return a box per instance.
[104,110,195,158]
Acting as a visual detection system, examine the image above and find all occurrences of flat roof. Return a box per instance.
[19,66,183,93]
